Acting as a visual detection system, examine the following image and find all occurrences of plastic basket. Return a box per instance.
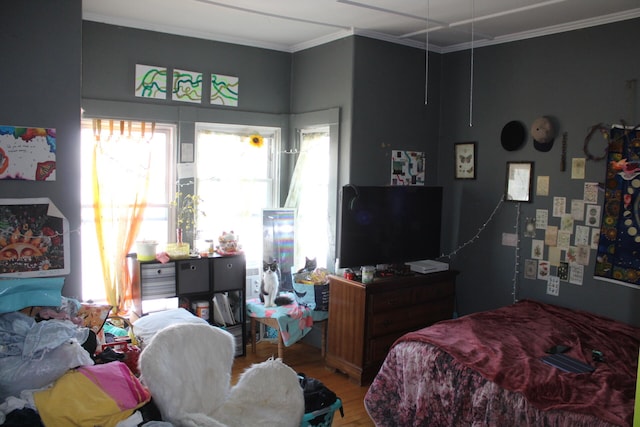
[301,398,343,427]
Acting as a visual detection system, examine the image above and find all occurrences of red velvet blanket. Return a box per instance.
[396,300,640,427]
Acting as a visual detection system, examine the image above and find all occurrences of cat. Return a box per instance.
[296,256,317,274]
[260,260,280,307]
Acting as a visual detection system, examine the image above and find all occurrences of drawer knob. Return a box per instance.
[226,263,233,269]
[191,265,196,270]
[156,269,162,275]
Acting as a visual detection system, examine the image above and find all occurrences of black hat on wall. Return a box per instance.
[501,120,527,151]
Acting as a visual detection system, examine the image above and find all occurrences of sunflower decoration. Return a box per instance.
[248,133,264,148]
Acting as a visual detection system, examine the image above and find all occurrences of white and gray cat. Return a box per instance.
[260,260,292,307]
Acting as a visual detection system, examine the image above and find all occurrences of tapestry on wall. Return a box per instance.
[594,125,640,286]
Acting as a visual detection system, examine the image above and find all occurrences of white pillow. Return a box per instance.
[133,308,208,346]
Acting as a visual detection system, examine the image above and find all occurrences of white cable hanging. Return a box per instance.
[469,0,475,127]
[424,0,430,105]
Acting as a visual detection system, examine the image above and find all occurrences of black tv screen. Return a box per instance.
[337,185,443,268]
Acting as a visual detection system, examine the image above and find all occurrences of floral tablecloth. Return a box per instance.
[246,292,328,347]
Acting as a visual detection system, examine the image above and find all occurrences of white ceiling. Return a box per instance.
[82,0,640,53]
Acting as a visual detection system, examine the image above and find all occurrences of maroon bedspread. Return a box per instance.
[395,299,640,426]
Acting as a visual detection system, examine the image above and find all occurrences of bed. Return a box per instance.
[364,299,640,427]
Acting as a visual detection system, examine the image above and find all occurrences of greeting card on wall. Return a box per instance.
[595,125,640,286]
[211,74,239,107]
[0,198,70,277]
[135,64,167,99]
[172,69,203,103]
[391,150,425,185]
[0,126,56,181]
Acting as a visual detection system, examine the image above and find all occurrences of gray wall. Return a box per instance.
[439,19,640,325]
[0,0,82,298]
[351,37,442,186]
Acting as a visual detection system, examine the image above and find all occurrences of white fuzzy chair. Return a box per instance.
[139,322,305,427]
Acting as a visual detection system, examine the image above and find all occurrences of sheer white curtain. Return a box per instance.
[284,131,330,269]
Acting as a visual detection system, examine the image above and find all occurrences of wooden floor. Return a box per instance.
[231,340,375,426]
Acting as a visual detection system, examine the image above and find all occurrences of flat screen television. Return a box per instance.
[337,185,443,269]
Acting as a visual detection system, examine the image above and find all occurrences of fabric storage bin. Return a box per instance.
[300,398,343,427]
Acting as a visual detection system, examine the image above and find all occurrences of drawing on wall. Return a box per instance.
[210,74,239,107]
[172,69,203,103]
[595,125,640,286]
[0,198,69,277]
[135,64,167,99]
[0,126,56,181]
[391,150,425,185]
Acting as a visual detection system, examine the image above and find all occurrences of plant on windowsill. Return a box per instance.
[170,192,206,258]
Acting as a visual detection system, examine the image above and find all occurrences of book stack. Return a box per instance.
[212,292,243,356]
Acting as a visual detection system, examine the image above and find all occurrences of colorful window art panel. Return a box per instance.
[595,125,640,286]
[0,198,70,277]
[172,69,203,103]
[0,126,56,181]
[211,74,239,107]
[135,64,167,99]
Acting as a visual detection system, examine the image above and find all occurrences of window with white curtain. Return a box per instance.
[80,119,176,302]
[194,123,280,271]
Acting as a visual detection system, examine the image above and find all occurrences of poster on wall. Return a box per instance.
[594,125,640,287]
[0,126,56,181]
[172,69,203,103]
[0,198,70,277]
[210,73,239,107]
[135,64,167,99]
[390,150,425,185]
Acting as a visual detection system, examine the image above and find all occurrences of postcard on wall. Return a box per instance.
[591,228,600,249]
[135,64,167,99]
[547,276,560,296]
[524,259,537,279]
[557,231,571,250]
[548,246,562,266]
[576,244,591,266]
[0,198,70,277]
[566,246,577,264]
[558,261,569,281]
[569,263,584,285]
[211,74,239,107]
[172,69,203,103]
[571,158,586,179]
[524,218,536,237]
[585,204,601,227]
[553,197,566,217]
[571,199,585,221]
[537,260,550,280]
[0,126,56,181]
[544,225,558,246]
[535,209,549,229]
[532,239,544,260]
[391,150,425,185]
[536,176,549,196]
[575,225,590,246]
[583,182,599,203]
[560,214,574,233]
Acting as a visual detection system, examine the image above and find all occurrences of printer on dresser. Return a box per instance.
[130,253,246,356]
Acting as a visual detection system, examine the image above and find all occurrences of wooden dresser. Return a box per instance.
[325,270,457,385]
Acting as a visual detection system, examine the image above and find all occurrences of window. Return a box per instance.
[194,123,280,271]
[80,119,176,302]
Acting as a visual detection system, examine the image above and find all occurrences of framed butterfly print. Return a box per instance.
[454,142,476,179]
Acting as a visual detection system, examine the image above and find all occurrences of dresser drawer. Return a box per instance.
[140,263,176,300]
[369,280,454,314]
[369,297,454,337]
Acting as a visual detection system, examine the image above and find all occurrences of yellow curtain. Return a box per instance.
[92,119,153,314]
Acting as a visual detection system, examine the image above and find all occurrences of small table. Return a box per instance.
[246,293,329,361]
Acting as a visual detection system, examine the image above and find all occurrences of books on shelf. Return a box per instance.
[213,293,236,326]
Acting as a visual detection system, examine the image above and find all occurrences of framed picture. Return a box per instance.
[454,142,476,179]
[505,161,534,202]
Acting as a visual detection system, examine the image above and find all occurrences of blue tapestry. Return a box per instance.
[595,125,640,285]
